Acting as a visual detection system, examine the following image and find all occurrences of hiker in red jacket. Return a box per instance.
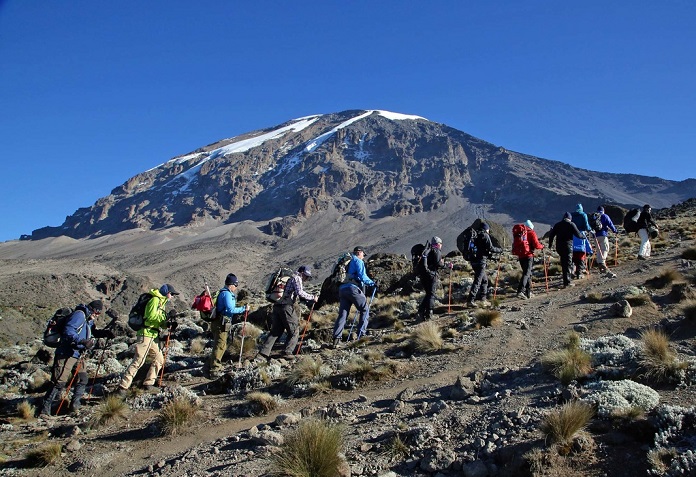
[512,220,544,299]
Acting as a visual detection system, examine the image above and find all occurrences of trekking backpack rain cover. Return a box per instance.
[590,212,603,233]
[128,292,152,331]
[511,224,530,257]
[43,307,74,348]
[623,208,641,233]
[264,267,294,303]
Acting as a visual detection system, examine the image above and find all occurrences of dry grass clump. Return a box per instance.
[246,391,280,415]
[382,434,409,461]
[382,332,409,344]
[683,301,696,321]
[542,333,592,385]
[24,443,62,467]
[681,247,696,260]
[156,397,199,436]
[16,400,35,420]
[610,406,645,422]
[342,357,401,383]
[189,337,206,355]
[92,395,128,427]
[474,309,502,328]
[584,292,606,303]
[646,268,683,289]
[270,419,344,477]
[647,447,679,475]
[639,329,687,383]
[307,380,332,395]
[541,401,594,450]
[286,356,326,386]
[228,323,262,358]
[407,322,444,353]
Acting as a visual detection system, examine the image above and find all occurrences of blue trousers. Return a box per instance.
[333,285,369,339]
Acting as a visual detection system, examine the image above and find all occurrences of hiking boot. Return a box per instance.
[516,292,528,300]
[526,291,534,299]
[479,299,491,308]
[638,255,648,260]
[606,270,617,278]
[332,338,341,349]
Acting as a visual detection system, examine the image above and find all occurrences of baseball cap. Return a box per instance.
[87,300,104,313]
[298,265,312,277]
[353,246,365,254]
[160,284,179,295]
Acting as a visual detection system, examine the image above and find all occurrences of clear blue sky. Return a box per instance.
[1,1,694,242]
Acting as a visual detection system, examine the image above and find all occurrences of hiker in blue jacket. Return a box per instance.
[40,300,112,418]
[594,206,618,276]
[571,203,592,234]
[332,246,376,347]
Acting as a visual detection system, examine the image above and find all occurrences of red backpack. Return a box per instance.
[511,224,531,257]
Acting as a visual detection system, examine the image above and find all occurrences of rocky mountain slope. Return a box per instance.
[0,201,694,477]
[28,110,695,242]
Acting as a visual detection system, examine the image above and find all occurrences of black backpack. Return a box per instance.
[623,208,641,234]
[43,307,75,348]
[463,229,479,262]
[590,212,603,233]
[128,292,153,331]
[411,242,430,275]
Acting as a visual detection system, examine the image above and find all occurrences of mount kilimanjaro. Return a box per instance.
[29,109,694,244]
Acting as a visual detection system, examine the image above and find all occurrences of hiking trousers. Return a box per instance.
[572,252,587,278]
[119,335,163,389]
[43,355,87,414]
[333,285,369,340]
[517,257,533,295]
[638,228,652,257]
[259,303,299,356]
[208,317,230,373]
[419,272,439,315]
[556,242,573,286]
[468,261,488,301]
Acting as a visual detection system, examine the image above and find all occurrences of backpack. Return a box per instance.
[128,292,153,331]
[590,212,603,233]
[511,224,531,257]
[623,208,641,234]
[331,252,353,285]
[43,307,74,348]
[264,267,294,303]
[462,228,478,262]
[411,242,430,274]
[198,290,220,322]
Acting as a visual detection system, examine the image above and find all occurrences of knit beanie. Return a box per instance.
[225,273,239,286]
[563,212,572,220]
[597,206,604,213]
[87,300,104,313]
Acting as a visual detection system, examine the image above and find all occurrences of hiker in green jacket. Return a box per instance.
[115,284,179,395]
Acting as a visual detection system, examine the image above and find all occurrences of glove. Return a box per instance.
[79,338,95,350]
[166,319,179,331]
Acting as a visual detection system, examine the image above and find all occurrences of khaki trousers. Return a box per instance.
[119,335,163,389]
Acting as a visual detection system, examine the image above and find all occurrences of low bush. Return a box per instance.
[270,419,344,477]
[92,395,128,427]
[246,391,280,415]
[541,400,594,449]
[25,443,62,467]
[157,397,199,436]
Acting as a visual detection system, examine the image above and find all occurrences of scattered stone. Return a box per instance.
[610,300,633,318]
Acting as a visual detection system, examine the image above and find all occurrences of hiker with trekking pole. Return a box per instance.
[258,266,317,362]
[115,284,180,395]
[511,220,544,300]
[40,300,107,419]
[202,274,248,379]
[466,223,503,308]
[296,302,315,356]
[348,284,377,340]
[592,206,618,277]
[332,246,376,348]
[416,236,452,321]
[88,309,119,395]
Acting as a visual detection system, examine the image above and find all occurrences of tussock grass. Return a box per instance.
[246,391,280,415]
[342,357,398,382]
[270,419,344,477]
[639,329,687,383]
[611,406,645,422]
[157,398,199,436]
[16,400,35,420]
[408,322,443,352]
[362,349,384,362]
[25,443,62,467]
[286,356,326,386]
[92,395,128,427]
[307,380,331,395]
[647,269,683,288]
[474,309,502,328]
[382,434,409,461]
[647,447,679,475]
[382,332,409,344]
[541,401,594,447]
[625,293,653,307]
[682,247,696,260]
[228,323,262,358]
[584,292,606,303]
[542,333,592,385]
[189,337,206,355]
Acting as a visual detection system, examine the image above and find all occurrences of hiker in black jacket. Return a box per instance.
[417,236,451,320]
[637,204,658,260]
[466,224,503,308]
[548,212,585,288]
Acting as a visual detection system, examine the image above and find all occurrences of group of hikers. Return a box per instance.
[39,204,659,418]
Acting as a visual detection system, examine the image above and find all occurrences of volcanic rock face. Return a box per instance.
[29,110,695,240]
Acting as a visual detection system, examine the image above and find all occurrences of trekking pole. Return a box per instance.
[89,348,107,395]
[614,234,619,266]
[447,267,452,313]
[543,249,549,292]
[237,307,249,367]
[346,310,360,342]
[56,357,84,415]
[357,286,378,340]
[158,326,173,387]
[295,302,315,356]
